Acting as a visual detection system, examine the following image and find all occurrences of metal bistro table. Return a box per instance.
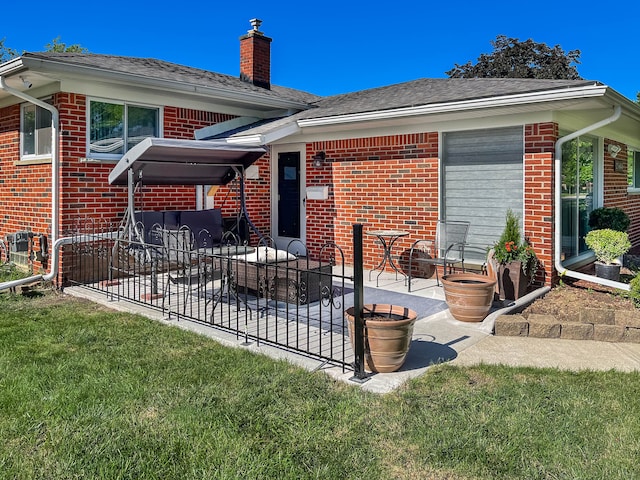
[367,229,409,287]
[197,245,255,313]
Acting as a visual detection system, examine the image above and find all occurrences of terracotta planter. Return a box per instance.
[594,262,621,282]
[441,273,497,322]
[345,304,417,373]
[497,260,528,301]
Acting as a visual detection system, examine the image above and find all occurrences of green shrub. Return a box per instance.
[584,229,631,264]
[630,275,640,308]
[588,207,630,232]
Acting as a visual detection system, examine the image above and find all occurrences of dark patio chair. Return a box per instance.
[407,220,470,290]
[161,226,200,313]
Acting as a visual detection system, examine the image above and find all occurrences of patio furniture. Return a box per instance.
[230,247,332,304]
[367,229,410,287]
[407,220,470,290]
[161,226,201,313]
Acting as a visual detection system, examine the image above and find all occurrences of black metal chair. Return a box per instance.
[407,220,470,290]
[161,226,199,314]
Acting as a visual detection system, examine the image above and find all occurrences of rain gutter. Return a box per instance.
[554,104,630,292]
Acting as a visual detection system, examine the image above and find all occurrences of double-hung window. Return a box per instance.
[629,149,640,192]
[21,103,52,159]
[88,99,160,160]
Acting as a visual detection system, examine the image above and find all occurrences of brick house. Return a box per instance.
[1,20,640,288]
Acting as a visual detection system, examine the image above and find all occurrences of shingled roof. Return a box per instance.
[225,77,601,138]
[300,77,600,119]
[21,52,321,106]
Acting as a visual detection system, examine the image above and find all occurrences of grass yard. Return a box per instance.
[1,290,640,479]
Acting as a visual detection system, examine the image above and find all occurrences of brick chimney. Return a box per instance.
[239,18,272,90]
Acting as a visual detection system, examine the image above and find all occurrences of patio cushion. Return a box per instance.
[179,209,223,248]
[232,246,296,264]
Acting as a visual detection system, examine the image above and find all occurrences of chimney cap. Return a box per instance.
[249,18,263,34]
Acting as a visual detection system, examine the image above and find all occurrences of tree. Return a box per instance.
[0,36,88,64]
[44,36,88,54]
[0,37,18,64]
[446,35,582,80]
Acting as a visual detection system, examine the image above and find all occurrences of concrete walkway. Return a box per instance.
[66,270,640,395]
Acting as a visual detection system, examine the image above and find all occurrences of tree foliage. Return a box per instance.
[446,35,582,80]
[44,36,88,54]
[0,36,88,64]
[0,38,18,64]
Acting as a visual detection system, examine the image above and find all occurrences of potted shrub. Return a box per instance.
[589,207,630,232]
[584,229,631,281]
[490,209,539,301]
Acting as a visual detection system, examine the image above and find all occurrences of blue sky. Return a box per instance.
[3,0,639,101]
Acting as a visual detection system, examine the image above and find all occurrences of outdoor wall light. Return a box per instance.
[19,76,32,89]
[608,144,621,158]
[312,151,326,167]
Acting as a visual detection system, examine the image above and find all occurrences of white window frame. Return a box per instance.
[20,101,53,160]
[560,133,602,265]
[87,98,163,160]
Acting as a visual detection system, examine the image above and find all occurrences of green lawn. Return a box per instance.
[1,290,640,479]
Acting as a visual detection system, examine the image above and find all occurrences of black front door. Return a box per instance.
[277,151,300,238]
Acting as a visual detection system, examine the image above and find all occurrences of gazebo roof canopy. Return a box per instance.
[108,137,266,186]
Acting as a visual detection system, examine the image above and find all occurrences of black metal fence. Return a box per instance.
[64,218,359,372]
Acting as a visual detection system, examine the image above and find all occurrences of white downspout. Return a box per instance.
[554,104,630,291]
[0,76,60,245]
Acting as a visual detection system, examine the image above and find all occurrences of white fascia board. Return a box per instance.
[194,117,261,140]
[297,85,609,127]
[226,121,301,146]
[19,56,310,111]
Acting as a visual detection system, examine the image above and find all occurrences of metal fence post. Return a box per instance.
[350,223,368,382]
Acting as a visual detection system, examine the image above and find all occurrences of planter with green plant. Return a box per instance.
[490,209,539,301]
[584,229,631,282]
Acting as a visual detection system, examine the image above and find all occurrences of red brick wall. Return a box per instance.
[303,133,440,267]
[0,102,53,243]
[524,123,557,286]
[603,141,640,248]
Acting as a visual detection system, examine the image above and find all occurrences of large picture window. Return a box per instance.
[89,100,160,159]
[21,103,52,158]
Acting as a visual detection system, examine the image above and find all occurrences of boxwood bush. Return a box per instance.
[588,207,630,232]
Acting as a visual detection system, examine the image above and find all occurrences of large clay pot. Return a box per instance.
[441,273,497,322]
[345,304,418,373]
